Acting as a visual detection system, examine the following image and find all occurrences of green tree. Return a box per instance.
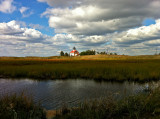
[60,51,64,56]
[100,51,106,55]
[64,52,69,56]
[80,50,96,56]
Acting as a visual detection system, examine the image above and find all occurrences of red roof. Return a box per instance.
[70,50,79,53]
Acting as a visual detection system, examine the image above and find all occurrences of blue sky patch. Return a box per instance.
[143,18,156,26]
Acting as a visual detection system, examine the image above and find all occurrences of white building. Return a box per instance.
[70,47,79,56]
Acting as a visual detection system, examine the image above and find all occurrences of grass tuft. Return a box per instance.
[0,93,46,119]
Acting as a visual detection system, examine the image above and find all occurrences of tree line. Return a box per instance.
[60,50,118,56]
[80,50,96,56]
[97,51,117,55]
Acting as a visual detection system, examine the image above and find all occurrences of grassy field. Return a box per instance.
[0,55,160,82]
[54,87,160,119]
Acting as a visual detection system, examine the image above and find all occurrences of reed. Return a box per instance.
[54,88,160,119]
[0,58,160,82]
[0,93,46,119]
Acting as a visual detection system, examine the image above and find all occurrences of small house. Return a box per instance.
[70,47,79,56]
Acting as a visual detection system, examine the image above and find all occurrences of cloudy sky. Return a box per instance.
[0,0,160,56]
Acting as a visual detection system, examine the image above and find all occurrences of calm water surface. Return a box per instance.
[0,78,159,110]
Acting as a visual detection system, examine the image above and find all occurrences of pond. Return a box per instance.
[0,78,159,110]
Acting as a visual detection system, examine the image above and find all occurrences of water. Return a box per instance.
[0,78,159,110]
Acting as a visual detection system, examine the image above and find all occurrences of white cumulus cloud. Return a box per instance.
[0,0,16,13]
[41,0,160,36]
[42,6,143,36]
[1,18,160,56]
[112,19,160,45]
[0,20,71,56]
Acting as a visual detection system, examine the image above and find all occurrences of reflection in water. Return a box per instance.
[0,78,159,109]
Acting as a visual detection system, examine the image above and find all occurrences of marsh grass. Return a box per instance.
[0,93,46,119]
[54,88,160,119]
[0,59,160,82]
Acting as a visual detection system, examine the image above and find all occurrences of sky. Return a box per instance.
[0,0,160,56]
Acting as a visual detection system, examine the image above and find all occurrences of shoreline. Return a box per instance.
[0,76,160,83]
